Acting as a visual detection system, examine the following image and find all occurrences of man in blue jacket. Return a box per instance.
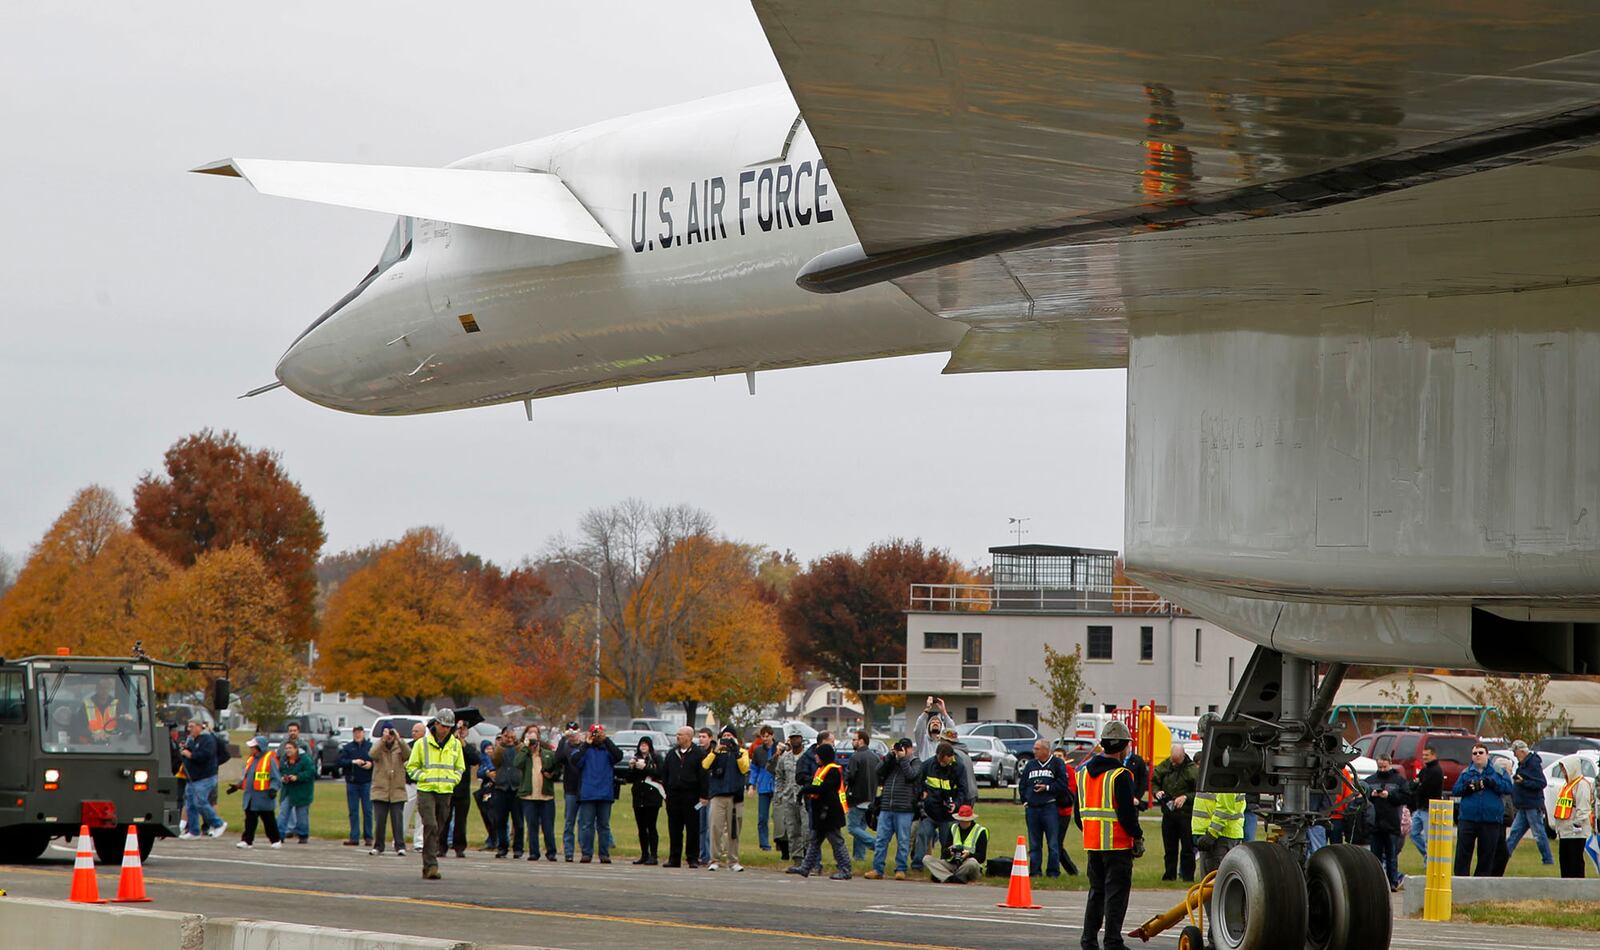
[1019,738,1070,877]
[1504,739,1554,865]
[338,725,375,847]
[572,724,623,863]
[1452,742,1515,876]
[179,720,228,838]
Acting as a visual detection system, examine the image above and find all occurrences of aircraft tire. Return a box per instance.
[1305,844,1392,950]
[1209,842,1307,950]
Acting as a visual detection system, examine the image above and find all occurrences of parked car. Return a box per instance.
[1351,727,1491,789]
[630,718,676,733]
[956,721,1042,757]
[262,714,342,776]
[371,714,430,742]
[156,703,214,729]
[1535,736,1600,757]
[955,735,1017,788]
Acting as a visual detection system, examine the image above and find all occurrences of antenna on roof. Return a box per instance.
[1007,517,1030,545]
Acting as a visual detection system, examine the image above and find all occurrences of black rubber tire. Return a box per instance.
[1209,841,1308,950]
[1306,844,1393,950]
[0,828,52,863]
[90,825,154,866]
[1177,924,1206,950]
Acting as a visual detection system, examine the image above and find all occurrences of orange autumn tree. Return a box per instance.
[317,527,510,714]
[503,624,591,725]
[137,545,298,724]
[0,486,174,657]
[659,575,793,732]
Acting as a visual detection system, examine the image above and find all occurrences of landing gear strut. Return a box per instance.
[1196,648,1392,950]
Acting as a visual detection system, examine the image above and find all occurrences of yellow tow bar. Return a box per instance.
[1127,871,1214,946]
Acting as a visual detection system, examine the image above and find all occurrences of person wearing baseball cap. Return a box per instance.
[406,709,464,879]
[1077,719,1145,949]
[864,737,922,880]
[924,803,987,883]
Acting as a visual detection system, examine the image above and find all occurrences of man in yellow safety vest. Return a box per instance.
[407,708,465,880]
[1076,720,1145,950]
[1191,788,1247,878]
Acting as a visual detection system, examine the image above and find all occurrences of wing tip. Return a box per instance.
[190,159,244,178]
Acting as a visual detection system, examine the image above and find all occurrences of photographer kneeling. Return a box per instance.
[925,804,987,883]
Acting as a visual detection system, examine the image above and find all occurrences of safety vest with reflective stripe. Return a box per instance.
[1555,776,1584,821]
[407,732,465,793]
[1081,766,1135,852]
[1191,791,1247,839]
[812,762,848,813]
[84,698,118,733]
[1328,768,1358,818]
[245,750,276,791]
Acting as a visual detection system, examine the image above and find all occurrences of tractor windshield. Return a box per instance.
[38,668,152,754]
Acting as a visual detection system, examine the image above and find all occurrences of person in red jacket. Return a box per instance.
[1052,746,1081,875]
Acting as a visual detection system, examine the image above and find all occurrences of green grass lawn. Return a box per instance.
[1457,901,1600,930]
[202,778,1561,891]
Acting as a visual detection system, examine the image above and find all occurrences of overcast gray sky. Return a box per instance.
[0,1,1125,570]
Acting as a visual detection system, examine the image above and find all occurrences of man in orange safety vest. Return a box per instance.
[1075,720,1145,950]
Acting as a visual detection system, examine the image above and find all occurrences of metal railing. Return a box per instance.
[859,662,997,695]
[908,583,1187,615]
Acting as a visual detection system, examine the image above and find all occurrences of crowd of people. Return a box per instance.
[166,697,1596,906]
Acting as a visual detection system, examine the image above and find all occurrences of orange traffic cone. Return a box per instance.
[68,825,106,904]
[113,826,151,903]
[997,835,1042,909]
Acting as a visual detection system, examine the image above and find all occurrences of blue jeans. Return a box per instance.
[911,818,943,870]
[185,776,222,833]
[873,810,914,875]
[1026,805,1062,876]
[1507,807,1555,864]
[522,799,556,858]
[846,804,874,861]
[700,804,711,863]
[577,800,614,858]
[1306,823,1328,855]
[757,791,773,849]
[346,783,372,842]
[1243,810,1258,842]
[563,792,579,858]
[281,802,311,840]
[1408,807,1428,858]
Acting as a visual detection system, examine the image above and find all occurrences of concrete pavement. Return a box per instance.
[0,837,1574,949]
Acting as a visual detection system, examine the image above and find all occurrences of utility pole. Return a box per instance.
[555,557,603,727]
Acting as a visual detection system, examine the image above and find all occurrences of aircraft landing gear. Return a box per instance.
[1197,648,1393,950]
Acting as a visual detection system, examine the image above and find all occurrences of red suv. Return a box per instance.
[1352,727,1505,789]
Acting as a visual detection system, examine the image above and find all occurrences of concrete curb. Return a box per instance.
[205,917,473,950]
[1402,875,1600,915]
[0,896,205,950]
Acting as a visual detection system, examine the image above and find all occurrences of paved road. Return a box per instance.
[0,838,1571,950]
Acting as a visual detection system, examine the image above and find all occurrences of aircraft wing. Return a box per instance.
[752,1,1600,369]
[191,159,618,250]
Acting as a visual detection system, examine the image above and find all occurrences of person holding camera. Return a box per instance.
[627,735,665,865]
[1019,739,1070,877]
[865,737,922,880]
[1150,744,1198,882]
[1505,739,1554,866]
[369,726,411,855]
[924,804,988,883]
[1452,743,1515,875]
[703,725,751,871]
[912,696,947,763]
[514,724,558,861]
[570,724,623,863]
[485,726,524,858]
[1366,754,1411,891]
[916,742,970,872]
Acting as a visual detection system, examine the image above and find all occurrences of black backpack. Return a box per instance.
[212,732,231,766]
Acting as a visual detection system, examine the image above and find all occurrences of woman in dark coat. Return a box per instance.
[628,736,665,865]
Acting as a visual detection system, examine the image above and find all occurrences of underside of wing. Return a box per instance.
[192,159,618,251]
[752,1,1600,370]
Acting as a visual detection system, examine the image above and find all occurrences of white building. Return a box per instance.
[866,545,1257,735]
[291,685,386,730]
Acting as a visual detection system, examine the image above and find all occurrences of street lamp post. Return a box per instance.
[556,557,603,726]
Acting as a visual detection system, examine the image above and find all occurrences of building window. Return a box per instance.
[1103,704,1117,713]
[1228,657,1236,691]
[1194,628,1203,663]
[965,707,978,723]
[924,631,958,651]
[1081,704,1094,714]
[1193,706,1201,716]
[1140,626,1154,662]
[337,715,348,727]
[1087,625,1113,660]
[826,691,843,707]
[312,691,323,703]
[337,692,348,704]
[1015,708,1039,727]
[1208,704,1218,713]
